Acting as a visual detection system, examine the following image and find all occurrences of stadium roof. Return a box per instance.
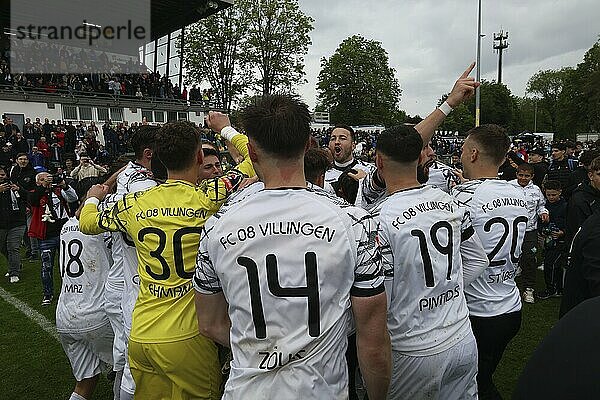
[0,0,233,41]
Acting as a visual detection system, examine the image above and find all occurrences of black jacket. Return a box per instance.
[566,182,600,246]
[532,161,548,188]
[563,166,589,199]
[0,185,27,229]
[560,209,600,318]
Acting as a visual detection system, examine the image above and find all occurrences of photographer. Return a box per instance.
[70,154,108,181]
[0,166,27,283]
[28,171,77,306]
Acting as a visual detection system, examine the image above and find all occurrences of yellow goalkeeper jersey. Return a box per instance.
[80,169,249,343]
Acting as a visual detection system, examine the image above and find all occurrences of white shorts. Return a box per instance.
[388,331,478,400]
[104,286,127,371]
[59,323,114,381]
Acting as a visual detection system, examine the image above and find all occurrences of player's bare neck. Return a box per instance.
[385,176,421,194]
[167,169,198,185]
[259,158,307,189]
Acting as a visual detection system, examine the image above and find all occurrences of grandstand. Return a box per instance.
[0,0,233,126]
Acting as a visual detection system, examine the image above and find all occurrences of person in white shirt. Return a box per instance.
[452,124,528,400]
[99,126,160,400]
[325,124,376,205]
[509,163,549,303]
[369,125,489,399]
[194,95,391,400]
[56,216,114,400]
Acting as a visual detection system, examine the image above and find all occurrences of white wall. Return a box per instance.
[0,99,205,126]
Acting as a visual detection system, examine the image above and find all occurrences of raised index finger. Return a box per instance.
[461,62,476,78]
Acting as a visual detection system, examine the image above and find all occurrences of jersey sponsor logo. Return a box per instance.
[219,222,335,250]
[391,201,454,228]
[481,197,527,213]
[258,348,306,370]
[419,285,461,311]
[135,207,209,221]
[147,281,193,298]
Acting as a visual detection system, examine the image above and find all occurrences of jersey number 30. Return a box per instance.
[238,252,320,339]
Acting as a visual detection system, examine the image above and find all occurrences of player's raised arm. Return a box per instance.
[79,184,131,235]
[206,110,256,178]
[415,62,479,144]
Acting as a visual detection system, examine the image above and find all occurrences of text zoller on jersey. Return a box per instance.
[219,221,336,250]
[481,197,527,214]
[390,200,454,228]
[257,347,307,370]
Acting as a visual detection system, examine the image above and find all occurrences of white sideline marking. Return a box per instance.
[0,286,59,341]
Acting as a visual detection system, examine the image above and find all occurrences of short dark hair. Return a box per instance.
[333,124,355,141]
[589,156,600,173]
[202,147,220,159]
[130,125,159,159]
[465,124,511,165]
[304,148,331,184]
[16,152,28,159]
[335,170,360,204]
[375,125,423,163]
[240,95,311,158]
[580,149,600,167]
[552,142,567,151]
[155,121,200,171]
[544,180,562,191]
[517,163,535,175]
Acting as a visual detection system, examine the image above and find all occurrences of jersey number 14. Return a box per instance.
[238,252,320,339]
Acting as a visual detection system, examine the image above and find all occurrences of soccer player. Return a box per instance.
[193,95,391,400]
[80,121,253,400]
[452,124,528,400]
[56,215,114,400]
[367,125,488,399]
[325,124,376,205]
[100,126,161,400]
[361,62,480,210]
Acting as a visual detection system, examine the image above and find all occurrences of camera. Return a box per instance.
[52,174,65,186]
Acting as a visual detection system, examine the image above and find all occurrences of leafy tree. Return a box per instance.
[526,67,573,133]
[437,80,513,134]
[558,38,600,137]
[316,35,402,126]
[182,4,252,111]
[183,0,313,109]
[246,0,314,95]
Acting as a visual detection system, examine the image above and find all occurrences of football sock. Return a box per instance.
[69,392,87,400]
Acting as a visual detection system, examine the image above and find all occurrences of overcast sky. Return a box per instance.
[294,0,599,117]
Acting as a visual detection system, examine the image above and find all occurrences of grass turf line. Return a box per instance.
[1,254,560,398]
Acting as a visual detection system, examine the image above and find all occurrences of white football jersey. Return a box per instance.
[325,158,377,207]
[56,217,112,333]
[103,161,157,330]
[452,179,527,317]
[372,185,473,356]
[194,187,384,399]
[427,161,460,193]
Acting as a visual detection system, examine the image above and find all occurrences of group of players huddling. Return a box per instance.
[54,62,529,400]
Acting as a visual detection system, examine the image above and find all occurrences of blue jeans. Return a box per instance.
[0,225,26,277]
[39,236,60,297]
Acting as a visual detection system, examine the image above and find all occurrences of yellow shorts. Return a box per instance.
[129,334,222,400]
